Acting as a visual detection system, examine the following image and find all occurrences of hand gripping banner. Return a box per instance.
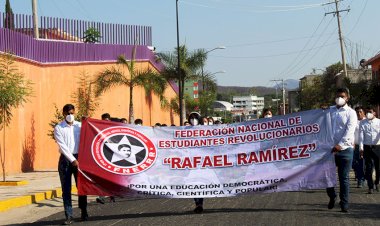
[78,109,336,198]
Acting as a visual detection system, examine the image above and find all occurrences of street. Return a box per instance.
[6,180,380,226]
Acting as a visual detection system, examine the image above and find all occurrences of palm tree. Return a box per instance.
[134,69,168,125]
[94,47,167,124]
[157,45,206,123]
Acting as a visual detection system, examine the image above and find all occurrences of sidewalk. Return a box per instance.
[0,171,68,212]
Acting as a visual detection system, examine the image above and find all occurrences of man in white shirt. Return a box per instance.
[326,88,357,213]
[359,106,380,194]
[54,104,87,225]
[353,107,366,188]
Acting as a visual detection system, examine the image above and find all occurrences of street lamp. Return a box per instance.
[201,46,226,91]
[176,0,183,125]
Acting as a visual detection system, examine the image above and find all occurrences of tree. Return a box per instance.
[0,53,33,181]
[134,69,168,125]
[198,72,217,116]
[157,45,206,123]
[72,71,99,119]
[4,0,14,29]
[95,47,168,124]
[83,27,101,43]
[48,71,98,140]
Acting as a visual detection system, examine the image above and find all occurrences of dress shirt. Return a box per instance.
[330,104,357,150]
[54,120,81,163]
[359,117,380,150]
[354,119,365,145]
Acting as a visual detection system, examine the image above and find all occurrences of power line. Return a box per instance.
[211,42,337,59]
[325,0,350,87]
[225,32,335,48]
[281,16,334,77]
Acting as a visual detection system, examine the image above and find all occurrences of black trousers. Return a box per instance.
[58,154,87,218]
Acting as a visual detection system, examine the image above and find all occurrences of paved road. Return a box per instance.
[8,180,380,226]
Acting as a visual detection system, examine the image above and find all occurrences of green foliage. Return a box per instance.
[0,53,33,128]
[72,71,99,120]
[48,71,98,141]
[95,52,169,123]
[0,53,33,181]
[83,27,101,43]
[47,104,64,140]
[4,0,14,29]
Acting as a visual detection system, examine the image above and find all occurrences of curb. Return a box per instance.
[0,186,77,212]
[0,181,29,186]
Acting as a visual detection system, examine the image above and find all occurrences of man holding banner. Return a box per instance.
[54,104,88,224]
[326,88,357,213]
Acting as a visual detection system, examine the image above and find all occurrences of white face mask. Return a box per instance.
[190,118,199,126]
[65,114,75,123]
[208,122,213,125]
[335,97,346,106]
[264,115,272,118]
[366,112,374,120]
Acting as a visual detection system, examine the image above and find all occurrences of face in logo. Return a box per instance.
[92,127,157,175]
[118,144,132,158]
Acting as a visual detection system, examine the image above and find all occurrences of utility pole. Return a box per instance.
[32,0,39,39]
[271,79,286,115]
[325,0,350,88]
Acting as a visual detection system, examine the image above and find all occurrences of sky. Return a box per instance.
[2,0,379,87]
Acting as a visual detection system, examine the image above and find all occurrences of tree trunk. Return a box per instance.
[181,79,186,122]
[2,112,5,182]
[129,85,134,124]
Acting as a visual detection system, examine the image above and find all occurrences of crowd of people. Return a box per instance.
[53,87,379,224]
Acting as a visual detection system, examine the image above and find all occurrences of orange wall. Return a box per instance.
[1,58,179,175]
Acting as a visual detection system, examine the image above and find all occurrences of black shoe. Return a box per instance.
[194,205,203,214]
[96,197,105,204]
[368,189,374,194]
[62,217,73,225]
[341,207,348,213]
[375,185,379,192]
[328,197,336,209]
[81,211,88,221]
[110,196,115,202]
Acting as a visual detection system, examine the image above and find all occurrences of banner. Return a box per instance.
[78,109,336,198]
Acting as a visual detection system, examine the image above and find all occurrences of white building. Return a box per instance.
[232,95,264,114]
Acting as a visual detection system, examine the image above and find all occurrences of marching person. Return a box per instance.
[187,112,205,213]
[359,106,380,194]
[262,108,273,118]
[326,88,357,213]
[54,104,88,225]
[353,106,366,188]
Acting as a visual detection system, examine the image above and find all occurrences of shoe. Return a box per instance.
[368,189,374,194]
[110,196,115,202]
[96,197,105,204]
[328,197,336,209]
[341,207,348,213]
[194,205,203,214]
[62,217,73,225]
[81,210,88,221]
[375,185,379,192]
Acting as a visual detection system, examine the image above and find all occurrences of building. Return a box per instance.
[184,80,199,101]
[0,13,178,174]
[213,101,234,112]
[364,53,380,82]
[232,95,264,114]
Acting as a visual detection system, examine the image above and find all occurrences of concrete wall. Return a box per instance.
[1,58,179,175]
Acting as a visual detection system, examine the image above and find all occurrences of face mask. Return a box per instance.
[65,114,75,123]
[264,115,272,118]
[366,112,374,120]
[208,122,213,125]
[190,118,199,126]
[335,97,346,106]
